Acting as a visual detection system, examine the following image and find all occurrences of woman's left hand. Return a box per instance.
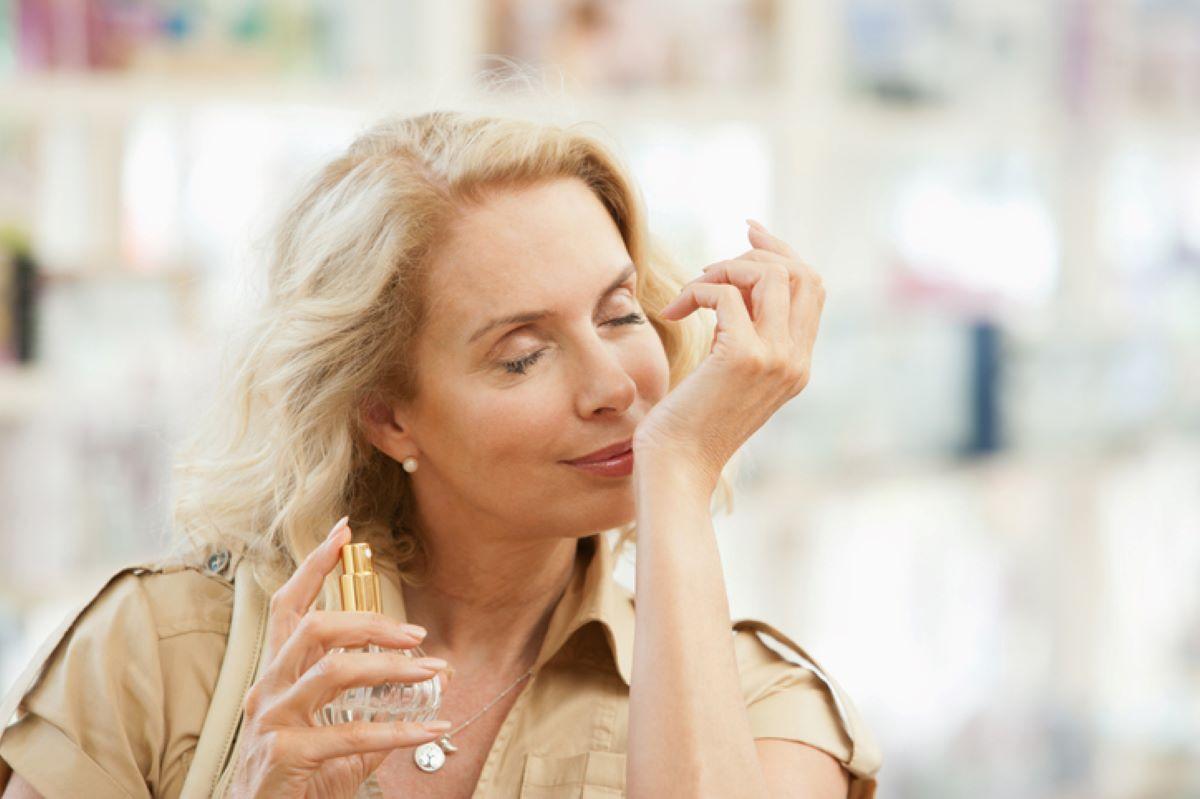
[633,220,825,488]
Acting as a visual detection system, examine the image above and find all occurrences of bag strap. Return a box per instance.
[180,555,270,799]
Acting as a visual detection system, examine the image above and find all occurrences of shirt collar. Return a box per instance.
[374,533,635,686]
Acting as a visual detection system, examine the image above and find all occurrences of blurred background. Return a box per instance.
[0,1,1198,797]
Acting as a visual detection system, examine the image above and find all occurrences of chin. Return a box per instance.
[593,494,637,530]
[554,494,635,537]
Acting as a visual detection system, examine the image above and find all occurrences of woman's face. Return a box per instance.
[384,177,670,541]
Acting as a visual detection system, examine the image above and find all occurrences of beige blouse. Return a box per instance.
[0,534,882,798]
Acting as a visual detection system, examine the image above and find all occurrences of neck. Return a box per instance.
[399,533,581,680]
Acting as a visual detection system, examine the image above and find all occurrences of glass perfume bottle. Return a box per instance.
[317,542,442,726]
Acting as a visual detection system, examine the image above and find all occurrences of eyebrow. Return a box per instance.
[467,262,637,346]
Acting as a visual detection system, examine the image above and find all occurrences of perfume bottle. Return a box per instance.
[318,542,442,725]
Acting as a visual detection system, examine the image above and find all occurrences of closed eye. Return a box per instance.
[606,312,646,327]
[499,311,647,375]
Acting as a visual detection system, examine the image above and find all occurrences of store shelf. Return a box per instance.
[37,264,201,287]
[6,70,1180,131]
[0,71,810,122]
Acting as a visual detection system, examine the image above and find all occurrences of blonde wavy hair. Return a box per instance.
[168,109,737,593]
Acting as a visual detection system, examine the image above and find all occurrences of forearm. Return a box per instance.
[625,451,768,799]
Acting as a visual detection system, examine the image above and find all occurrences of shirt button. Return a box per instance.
[207,549,231,575]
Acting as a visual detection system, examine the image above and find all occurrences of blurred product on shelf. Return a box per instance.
[2,0,420,78]
[2,0,785,88]
[842,0,1054,104]
[1,0,1198,116]
[0,227,38,365]
[485,0,779,89]
[842,0,1200,115]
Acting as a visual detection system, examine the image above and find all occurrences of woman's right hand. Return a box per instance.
[227,516,452,799]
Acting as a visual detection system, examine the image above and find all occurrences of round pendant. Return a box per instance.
[414,740,447,772]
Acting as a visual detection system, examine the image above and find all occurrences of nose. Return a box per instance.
[573,336,637,420]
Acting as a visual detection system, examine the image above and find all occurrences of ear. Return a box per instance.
[359,395,418,464]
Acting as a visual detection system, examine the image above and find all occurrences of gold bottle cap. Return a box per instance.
[338,542,383,614]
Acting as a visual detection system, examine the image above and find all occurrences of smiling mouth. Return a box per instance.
[560,445,635,477]
[562,437,634,465]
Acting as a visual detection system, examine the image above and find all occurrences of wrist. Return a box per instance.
[632,442,720,500]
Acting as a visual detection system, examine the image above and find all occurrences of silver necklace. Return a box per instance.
[412,665,536,773]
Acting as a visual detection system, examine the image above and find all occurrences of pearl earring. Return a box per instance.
[402,457,418,473]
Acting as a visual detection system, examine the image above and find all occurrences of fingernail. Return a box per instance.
[327,515,350,541]
[404,624,427,638]
[747,218,767,231]
[416,657,449,670]
[423,720,452,732]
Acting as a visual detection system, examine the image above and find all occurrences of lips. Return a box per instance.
[563,437,634,464]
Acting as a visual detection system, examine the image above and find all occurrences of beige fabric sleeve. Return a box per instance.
[733,618,883,799]
[0,567,231,799]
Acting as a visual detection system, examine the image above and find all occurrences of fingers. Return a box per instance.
[660,281,758,354]
[726,246,790,265]
[266,516,352,656]
[272,650,449,722]
[687,259,791,344]
[791,272,826,377]
[260,610,429,690]
[746,219,799,259]
[682,223,825,356]
[271,718,453,767]
[360,748,394,783]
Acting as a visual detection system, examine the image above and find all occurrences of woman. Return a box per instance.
[0,110,881,798]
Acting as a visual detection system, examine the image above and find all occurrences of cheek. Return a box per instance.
[632,327,671,402]
[452,392,555,462]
